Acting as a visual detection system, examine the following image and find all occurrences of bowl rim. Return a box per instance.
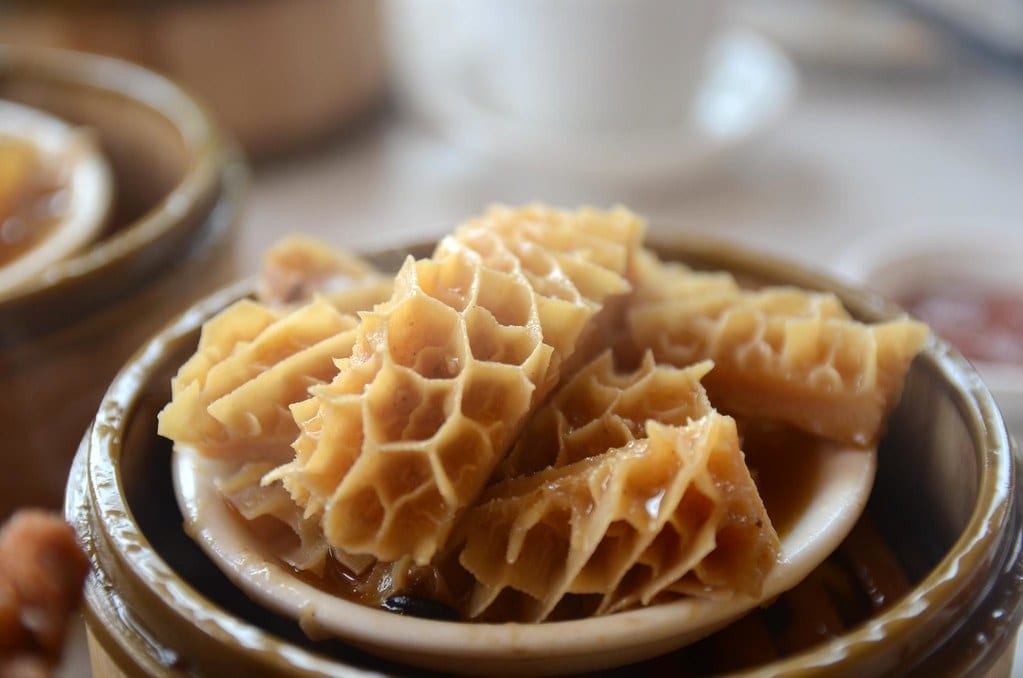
[75,278,363,677]
[677,237,1019,676]
[0,44,241,340]
[171,419,877,671]
[72,236,1020,676]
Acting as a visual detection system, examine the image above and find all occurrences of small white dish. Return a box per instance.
[410,28,798,184]
[0,99,112,299]
[832,229,1023,440]
[173,438,875,675]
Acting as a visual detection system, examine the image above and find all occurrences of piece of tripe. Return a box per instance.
[456,415,779,622]
[158,297,359,459]
[215,461,329,574]
[627,257,929,447]
[258,234,391,309]
[496,350,714,480]
[267,205,645,564]
[159,241,388,459]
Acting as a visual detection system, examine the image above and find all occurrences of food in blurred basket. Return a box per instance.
[0,0,387,157]
[0,510,89,678]
[0,99,111,298]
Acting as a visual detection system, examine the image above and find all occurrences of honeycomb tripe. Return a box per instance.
[456,415,779,622]
[630,248,742,306]
[158,297,359,460]
[440,204,646,373]
[215,461,329,574]
[627,259,927,446]
[258,234,388,307]
[496,350,714,480]
[267,205,646,565]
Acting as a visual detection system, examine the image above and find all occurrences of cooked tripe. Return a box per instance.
[159,204,930,625]
[259,234,391,309]
[496,351,714,480]
[159,245,387,459]
[157,298,359,459]
[267,205,645,564]
[456,416,779,622]
[216,461,329,573]
[627,257,928,446]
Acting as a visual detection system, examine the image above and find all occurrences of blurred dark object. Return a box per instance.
[0,46,244,520]
[0,0,388,158]
[734,0,1023,72]
[0,509,89,678]
[731,0,950,73]
[901,0,1023,67]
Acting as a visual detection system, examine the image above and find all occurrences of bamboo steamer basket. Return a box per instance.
[0,46,245,519]
[67,239,1023,676]
[0,0,387,158]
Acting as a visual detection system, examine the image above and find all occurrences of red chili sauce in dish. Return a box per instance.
[898,282,1023,365]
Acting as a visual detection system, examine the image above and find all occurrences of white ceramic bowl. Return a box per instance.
[0,99,112,298]
[173,438,875,675]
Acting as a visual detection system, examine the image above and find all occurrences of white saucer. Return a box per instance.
[173,438,874,675]
[412,28,798,184]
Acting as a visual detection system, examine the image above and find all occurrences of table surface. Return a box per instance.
[239,64,1023,280]
[58,46,1023,677]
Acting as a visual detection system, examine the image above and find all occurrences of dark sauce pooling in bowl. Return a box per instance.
[382,595,460,621]
[290,548,469,623]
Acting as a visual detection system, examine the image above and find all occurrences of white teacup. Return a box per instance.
[460,0,723,135]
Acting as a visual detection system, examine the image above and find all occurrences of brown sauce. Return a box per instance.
[0,137,68,267]
[898,282,1023,366]
[283,421,845,624]
[739,419,824,538]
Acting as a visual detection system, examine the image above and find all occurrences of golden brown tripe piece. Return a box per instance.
[457,416,778,622]
[158,299,358,460]
[157,205,930,624]
[626,256,929,446]
[158,243,386,459]
[496,350,713,480]
[258,234,390,308]
[268,205,645,564]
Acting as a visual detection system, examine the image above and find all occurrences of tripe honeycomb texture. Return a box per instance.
[456,415,779,622]
[496,350,714,480]
[158,206,933,624]
[268,205,645,564]
[627,256,928,446]
[216,461,329,574]
[158,298,358,459]
[159,240,387,460]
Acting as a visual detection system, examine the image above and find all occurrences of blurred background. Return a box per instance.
[2,0,1018,261]
[0,0,1021,674]
[4,0,1017,447]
